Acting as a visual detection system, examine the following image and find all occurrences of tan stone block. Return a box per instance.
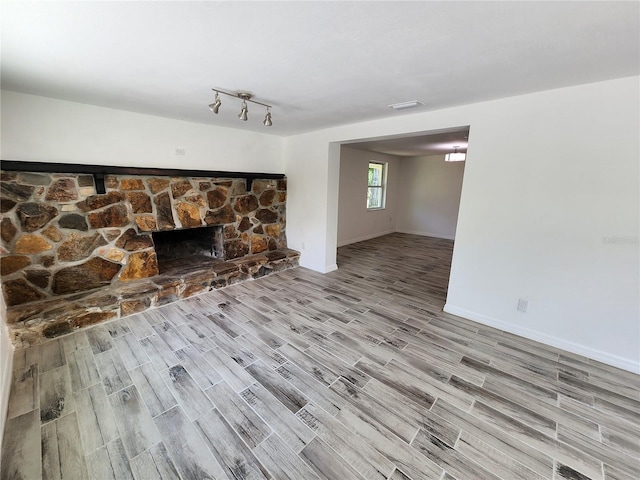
[42,225,63,242]
[121,298,150,316]
[229,179,247,196]
[16,202,59,232]
[61,204,78,211]
[104,229,122,241]
[233,195,259,215]
[204,205,235,225]
[72,311,118,329]
[135,215,157,232]
[171,180,194,198]
[224,239,249,259]
[115,229,154,251]
[126,191,152,213]
[52,257,121,294]
[46,178,78,202]
[78,175,94,187]
[15,234,52,254]
[182,283,208,299]
[147,177,170,194]
[105,176,118,189]
[120,178,145,190]
[154,192,175,230]
[277,191,287,203]
[102,248,126,262]
[78,187,95,196]
[119,250,159,281]
[57,232,108,262]
[87,204,130,228]
[265,224,280,237]
[251,235,268,254]
[185,194,207,207]
[251,179,276,195]
[76,191,125,212]
[176,202,202,228]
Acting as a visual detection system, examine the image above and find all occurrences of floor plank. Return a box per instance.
[41,412,89,480]
[1,409,42,480]
[154,406,225,480]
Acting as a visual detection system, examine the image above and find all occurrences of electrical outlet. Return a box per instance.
[174,148,185,156]
[517,298,528,312]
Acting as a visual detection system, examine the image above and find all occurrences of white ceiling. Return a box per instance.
[2,1,639,153]
[345,127,470,157]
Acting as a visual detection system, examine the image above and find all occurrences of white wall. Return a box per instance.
[1,90,283,172]
[284,76,639,372]
[337,147,400,246]
[396,155,465,240]
[0,293,13,455]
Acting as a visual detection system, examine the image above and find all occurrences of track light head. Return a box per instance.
[239,100,248,121]
[263,108,272,127]
[209,92,222,113]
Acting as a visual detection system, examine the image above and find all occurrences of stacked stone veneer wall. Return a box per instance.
[0,170,297,346]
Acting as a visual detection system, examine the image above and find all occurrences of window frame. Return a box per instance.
[366,161,387,210]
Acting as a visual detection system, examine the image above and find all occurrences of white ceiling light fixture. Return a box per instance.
[445,146,466,162]
[387,100,425,111]
[210,88,273,126]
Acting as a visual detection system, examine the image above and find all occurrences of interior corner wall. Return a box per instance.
[283,75,640,372]
[337,147,400,247]
[0,90,284,172]
[395,154,465,240]
[0,292,13,455]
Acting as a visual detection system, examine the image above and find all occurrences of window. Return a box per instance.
[367,162,386,209]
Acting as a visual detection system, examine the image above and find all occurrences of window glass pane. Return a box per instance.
[367,187,382,208]
[368,163,383,187]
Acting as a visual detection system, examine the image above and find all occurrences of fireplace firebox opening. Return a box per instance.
[152,226,224,274]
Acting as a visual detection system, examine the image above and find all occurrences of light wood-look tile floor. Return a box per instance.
[2,233,639,480]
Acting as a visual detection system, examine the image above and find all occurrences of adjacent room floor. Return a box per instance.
[2,233,639,480]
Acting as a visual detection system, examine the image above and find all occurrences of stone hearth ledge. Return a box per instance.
[5,248,299,349]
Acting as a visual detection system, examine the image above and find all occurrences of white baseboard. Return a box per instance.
[443,304,640,374]
[324,263,338,273]
[337,229,395,247]
[396,229,456,240]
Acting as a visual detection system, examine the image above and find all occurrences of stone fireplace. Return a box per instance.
[0,164,299,347]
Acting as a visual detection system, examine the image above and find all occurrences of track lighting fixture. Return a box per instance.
[209,88,273,126]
